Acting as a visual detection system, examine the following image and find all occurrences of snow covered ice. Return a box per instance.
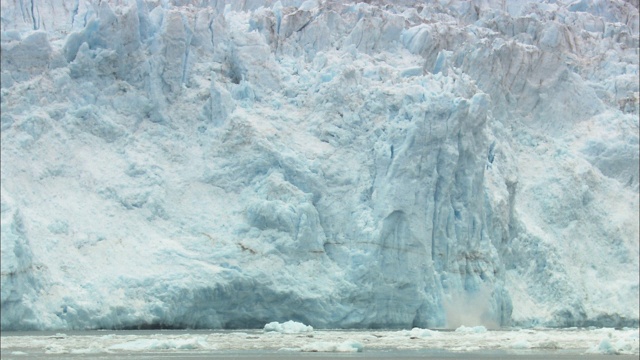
[1,0,638,332]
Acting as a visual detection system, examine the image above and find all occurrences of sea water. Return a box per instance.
[1,328,638,359]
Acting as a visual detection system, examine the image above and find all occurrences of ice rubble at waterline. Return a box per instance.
[0,0,638,330]
[1,325,639,355]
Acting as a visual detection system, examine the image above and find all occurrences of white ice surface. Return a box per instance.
[1,0,639,330]
[264,320,313,333]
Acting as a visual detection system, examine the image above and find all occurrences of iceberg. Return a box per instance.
[300,340,364,352]
[263,320,313,333]
[455,325,488,334]
[0,0,638,330]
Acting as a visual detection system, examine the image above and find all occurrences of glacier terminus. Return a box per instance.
[0,0,638,331]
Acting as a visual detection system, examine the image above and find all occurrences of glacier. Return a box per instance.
[0,0,638,331]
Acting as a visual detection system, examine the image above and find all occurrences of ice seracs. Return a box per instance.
[0,0,638,330]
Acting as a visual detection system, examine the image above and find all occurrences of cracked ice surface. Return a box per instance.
[1,0,638,330]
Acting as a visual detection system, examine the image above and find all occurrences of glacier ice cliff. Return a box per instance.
[1,0,638,330]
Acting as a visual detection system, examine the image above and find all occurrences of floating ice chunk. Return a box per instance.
[44,344,69,354]
[585,330,640,356]
[455,325,488,333]
[398,327,436,338]
[627,331,640,339]
[587,338,618,355]
[411,327,436,338]
[10,352,28,356]
[70,346,106,354]
[301,340,363,352]
[614,339,633,354]
[510,339,531,349]
[108,337,207,351]
[278,347,301,351]
[593,327,616,334]
[537,340,560,349]
[264,320,313,334]
[109,339,159,351]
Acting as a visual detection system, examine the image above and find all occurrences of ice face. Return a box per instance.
[0,0,638,330]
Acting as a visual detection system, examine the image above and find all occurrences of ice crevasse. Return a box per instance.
[0,0,638,330]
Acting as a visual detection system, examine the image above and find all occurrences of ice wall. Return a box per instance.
[1,0,638,330]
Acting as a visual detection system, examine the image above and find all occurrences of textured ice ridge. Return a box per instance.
[1,0,638,330]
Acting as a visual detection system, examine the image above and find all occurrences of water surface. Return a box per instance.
[2,328,638,359]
